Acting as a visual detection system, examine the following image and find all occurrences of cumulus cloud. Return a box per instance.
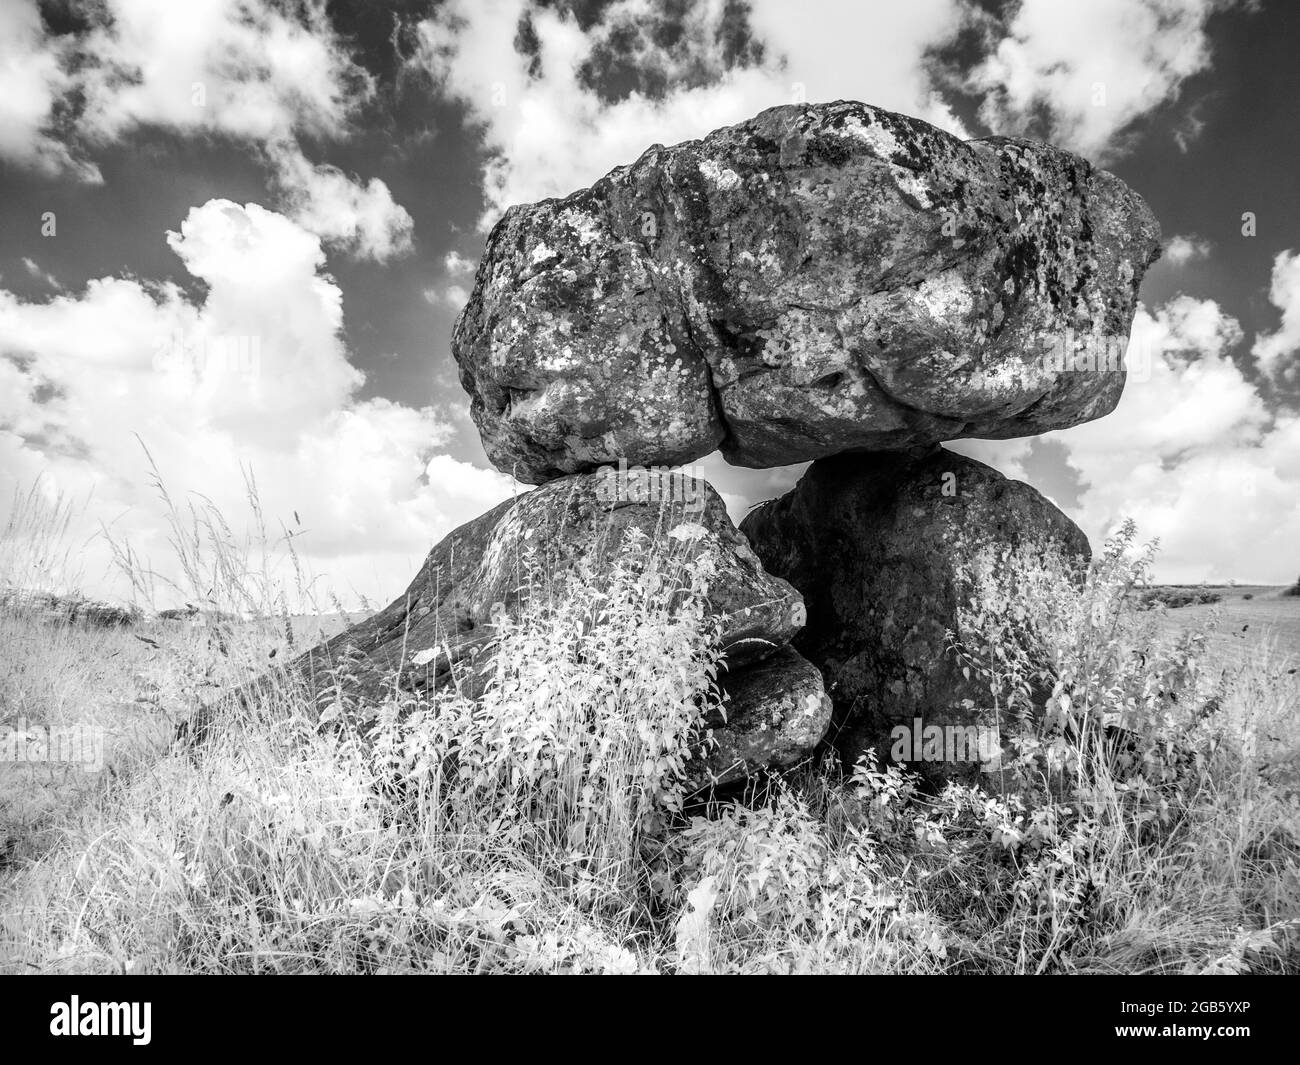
[971,293,1300,583]
[963,0,1235,161]
[1054,297,1300,582]
[8,0,1241,250]
[0,201,515,606]
[75,1,415,259]
[424,285,471,311]
[1253,250,1300,384]
[415,0,1246,222]
[422,250,480,310]
[742,0,969,123]
[443,251,477,277]
[1163,234,1212,266]
[73,0,363,145]
[266,142,414,262]
[412,0,970,225]
[0,0,411,262]
[0,0,100,181]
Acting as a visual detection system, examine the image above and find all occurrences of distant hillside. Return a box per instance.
[1148,584,1300,670]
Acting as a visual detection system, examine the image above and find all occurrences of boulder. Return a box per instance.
[454,100,1161,483]
[186,471,822,778]
[739,446,1090,783]
[298,472,804,707]
[688,646,834,790]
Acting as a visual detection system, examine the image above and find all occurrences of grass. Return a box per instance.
[1149,585,1300,671]
[1,484,1298,974]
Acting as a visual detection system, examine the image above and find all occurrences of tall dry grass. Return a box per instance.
[1,481,1297,974]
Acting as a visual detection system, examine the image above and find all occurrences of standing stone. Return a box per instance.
[289,471,805,706]
[740,446,1090,783]
[185,471,832,787]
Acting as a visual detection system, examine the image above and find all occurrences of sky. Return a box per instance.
[0,0,1297,608]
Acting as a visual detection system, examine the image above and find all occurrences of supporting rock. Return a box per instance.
[185,470,831,785]
[291,471,804,707]
[689,646,834,790]
[741,446,1090,783]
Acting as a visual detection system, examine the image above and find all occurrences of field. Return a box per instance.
[1,519,1299,974]
[1149,585,1300,670]
[0,610,363,872]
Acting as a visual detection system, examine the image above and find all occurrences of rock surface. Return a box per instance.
[291,471,806,709]
[740,446,1090,783]
[689,646,834,790]
[183,470,827,786]
[454,100,1161,483]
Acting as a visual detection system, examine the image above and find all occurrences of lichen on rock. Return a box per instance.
[454,100,1162,483]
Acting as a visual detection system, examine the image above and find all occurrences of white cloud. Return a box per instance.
[266,142,414,262]
[1065,297,1259,462]
[74,0,415,261]
[444,251,477,277]
[75,0,363,146]
[0,201,515,607]
[744,0,969,122]
[965,0,1232,160]
[424,285,470,311]
[417,0,1243,224]
[2,0,359,176]
[945,437,1037,483]
[423,250,480,310]
[413,0,970,225]
[0,0,100,181]
[971,294,1300,583]
[1253,250,1300,383]
[0,0,410,262]
[1163,233,1212,266]
[20,258,63,291]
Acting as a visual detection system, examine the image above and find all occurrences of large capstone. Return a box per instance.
[454,100,1161,483]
